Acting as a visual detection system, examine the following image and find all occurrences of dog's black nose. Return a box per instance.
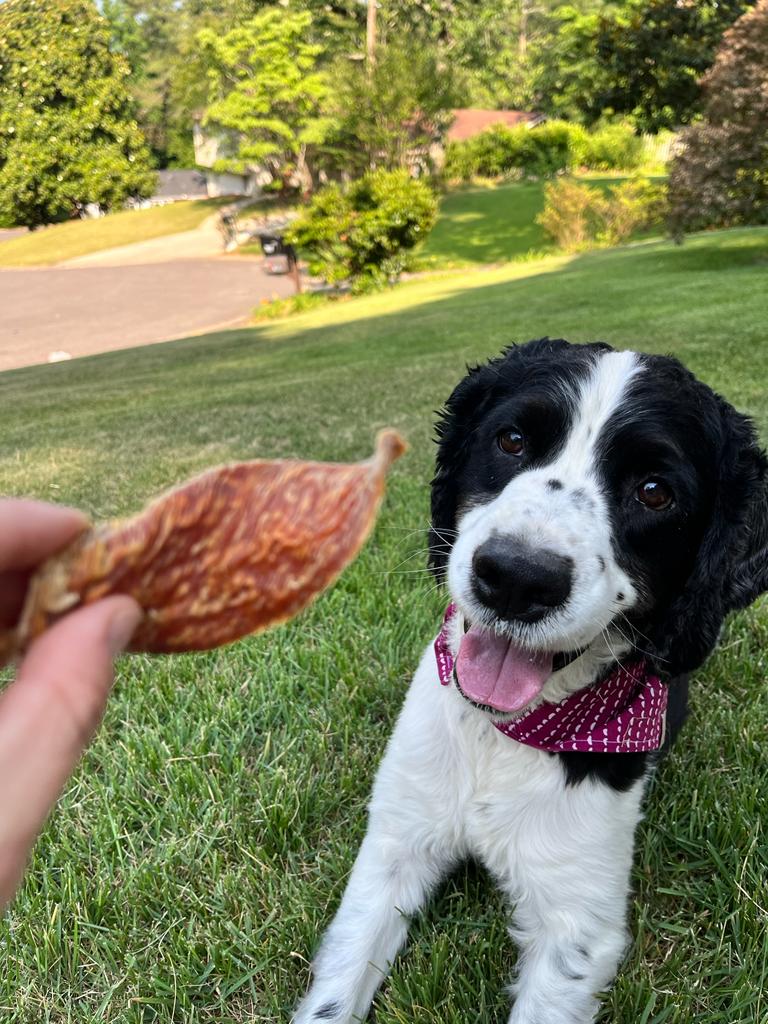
[472,537,573,623]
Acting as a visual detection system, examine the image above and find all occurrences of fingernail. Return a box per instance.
[106,599,143,656]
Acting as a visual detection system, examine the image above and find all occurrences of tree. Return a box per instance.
[197,9,330,190]
[668,0,768,237]
[0,0,156,228]
[528,6,607,122]
[593,0,756,131]
[103,0,199,167]
[103,0,298,169]
[325,41,460,177]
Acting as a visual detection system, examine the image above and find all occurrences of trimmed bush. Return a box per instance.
[287,169,438,293]
[444,120,577,182]
[572,119,644,172]
[444,118,647,183]
[537,176,667,252]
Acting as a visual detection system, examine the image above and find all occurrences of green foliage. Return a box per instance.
[593,0,756,132]
[287,169,438,292]
[198,8,329,187]
[444,119,645,183]
[527,1,755,132]
[103,0,206,168]
[322,41,460,178]
[444,121,576,182]
[252,289,341,321]
[0,0,156,229]
[600,176,668,244]
[668,0,768,238]
[537,175,667,251]
[528,6,607,123]
[570,118,643,171]
[536,178,607,252]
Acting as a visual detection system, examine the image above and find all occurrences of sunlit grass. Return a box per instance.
[0,199,230,267]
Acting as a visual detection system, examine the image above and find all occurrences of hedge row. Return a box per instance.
[444,119,646,181]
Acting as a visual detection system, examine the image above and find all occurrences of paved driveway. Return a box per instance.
[0,259,294,372]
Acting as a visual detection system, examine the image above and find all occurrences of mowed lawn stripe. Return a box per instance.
[0,227,766,1023]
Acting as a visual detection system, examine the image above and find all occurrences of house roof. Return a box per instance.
[154,169,209,201]
[446,108,544,142]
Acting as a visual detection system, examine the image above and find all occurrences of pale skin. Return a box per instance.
[0,500,141,910]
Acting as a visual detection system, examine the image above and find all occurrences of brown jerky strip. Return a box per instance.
[12,430,406,657]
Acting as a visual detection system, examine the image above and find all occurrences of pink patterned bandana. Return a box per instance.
[434,603,668,754]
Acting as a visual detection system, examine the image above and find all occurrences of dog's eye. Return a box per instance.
[497,429,525,456]
[636,479,674,511]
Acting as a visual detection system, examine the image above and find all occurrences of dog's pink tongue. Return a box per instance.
[456,625,553,713]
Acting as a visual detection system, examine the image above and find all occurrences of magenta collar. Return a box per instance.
[434,603,668,754]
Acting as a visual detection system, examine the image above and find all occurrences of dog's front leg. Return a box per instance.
[293,821,453,1024]
[294,664,462,1024]
[500,778,645,1024]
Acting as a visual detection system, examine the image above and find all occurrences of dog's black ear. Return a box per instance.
[651,400,768,676]
[429,364,496,577]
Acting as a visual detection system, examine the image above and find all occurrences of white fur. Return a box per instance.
[450,349,642,705]
[294,351,650,1024]
[294,639,645,1024]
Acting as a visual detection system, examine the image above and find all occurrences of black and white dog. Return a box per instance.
[295,339,768,1024]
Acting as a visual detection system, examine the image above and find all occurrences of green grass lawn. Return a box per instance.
[0,199,230,268]
[420,176,664,268]
[0,227,767,1023]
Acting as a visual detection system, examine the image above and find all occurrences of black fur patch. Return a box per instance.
[314,1001,341,1020]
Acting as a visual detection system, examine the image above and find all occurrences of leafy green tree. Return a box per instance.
[197,9,330,189]
[325,41,460,176]
[0,0,156,228]
[593,0,756,131]
[103,0,298,168]
[102,0,197,166]
[668,0,768,237]
[528,6,607,122]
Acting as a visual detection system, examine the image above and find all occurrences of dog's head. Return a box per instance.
[429,339,767,715]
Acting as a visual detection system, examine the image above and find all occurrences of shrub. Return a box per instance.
[444,121,579,182]
[443,140,478,182]
[537,177,667,252]
[287,169,438,292]
[599,177,668,246]
[537,179,609,252]
[443,119,646,182]
[571,119,644,172]
[526,120,576,176]
[668,0,768,238]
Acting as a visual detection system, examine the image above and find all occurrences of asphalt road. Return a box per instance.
[0,258,295,372]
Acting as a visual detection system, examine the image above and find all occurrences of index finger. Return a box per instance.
[0,500,88,573]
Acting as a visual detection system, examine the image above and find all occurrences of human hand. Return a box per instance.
[0,500,141,910]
